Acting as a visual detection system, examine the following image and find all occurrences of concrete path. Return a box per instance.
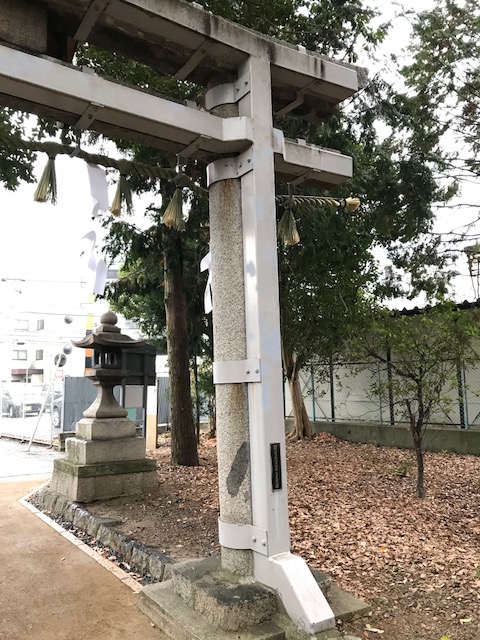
[0,438,63,481]
[0,478,167,640]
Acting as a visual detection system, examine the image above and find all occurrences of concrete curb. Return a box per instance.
[22,484,365,640]
[22,484,172,586]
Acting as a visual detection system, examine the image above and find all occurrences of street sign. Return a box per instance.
[54,354,67,367]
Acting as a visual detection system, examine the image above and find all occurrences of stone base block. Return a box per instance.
[65,436,146,464]
[76,417,137,441]
[139,557,368,640]
[139,581,345,640]
[139,581,286,640]
[50,458,157,503]
[171,557,277,631]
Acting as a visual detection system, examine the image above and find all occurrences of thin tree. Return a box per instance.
[357,302,480,497]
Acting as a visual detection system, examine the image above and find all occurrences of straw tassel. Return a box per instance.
[33,156,57,204]
[343,197,361,212]
[162,188,185,231]
[110,174,133,216]
[278,207,300,245]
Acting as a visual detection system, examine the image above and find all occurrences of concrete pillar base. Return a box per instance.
[50,415,157,503]
[139,557,368,639]
[50,457,157,503]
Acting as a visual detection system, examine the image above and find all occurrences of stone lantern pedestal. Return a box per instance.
[50,311,157,503]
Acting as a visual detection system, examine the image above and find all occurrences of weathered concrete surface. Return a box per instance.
[50,458,157,503]
[171,558,277,631]
[307,420,480,455]
[65,435,147,464]
[139,581,352,640]
[140,582,286,640]
[31,485,171,582]
[210,171,252,576]
[76,417,137,440]
[0,0,47,53]
[139,557,367,640]
[0,479,167,640]
[51,411,157,502]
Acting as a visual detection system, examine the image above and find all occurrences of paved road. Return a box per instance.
[0,439,167,640]
[0,411,57,445]
[0,437,63,481]
[0,478,167,640]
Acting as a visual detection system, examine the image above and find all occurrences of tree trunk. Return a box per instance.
[208,394,216,439]
[192,354,201,443]
[412,426,425,498]
[282,345,312,439]
[164,228,199,466]
[289,376,312,439]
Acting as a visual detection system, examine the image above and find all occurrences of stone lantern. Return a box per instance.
[50,311,157,503]
[74,310,142,420]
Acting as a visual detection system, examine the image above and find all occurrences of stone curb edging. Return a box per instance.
[21,485,364,640]
[23,485,172,586]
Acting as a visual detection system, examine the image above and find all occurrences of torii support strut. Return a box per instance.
[207,56,336,633]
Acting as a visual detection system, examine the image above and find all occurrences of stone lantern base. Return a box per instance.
[50,416,157,503]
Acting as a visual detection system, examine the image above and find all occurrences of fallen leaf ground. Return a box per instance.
[86,433,480,640]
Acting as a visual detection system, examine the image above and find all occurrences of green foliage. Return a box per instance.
[352,301,480,495]
[0,1,462,379]
[100,185,211,361]
[0,109,35,189]
[391,459,414,478]
[357,302,480,433]
[402,0,480,175]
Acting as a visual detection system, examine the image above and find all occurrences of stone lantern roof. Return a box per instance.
[72,311,144,351]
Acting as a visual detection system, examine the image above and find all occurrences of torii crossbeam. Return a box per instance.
[0,0,364,634]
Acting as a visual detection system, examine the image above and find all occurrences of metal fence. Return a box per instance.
[285,360,480,429]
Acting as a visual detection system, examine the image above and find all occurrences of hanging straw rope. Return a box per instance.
[0,131,208,199]
[110,174,133,216]
[33,155,57,204]
[162,187,185,231]
[276,195,360,212]
[276,193,361,245]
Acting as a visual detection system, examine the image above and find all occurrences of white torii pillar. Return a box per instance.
[207,56,336,634]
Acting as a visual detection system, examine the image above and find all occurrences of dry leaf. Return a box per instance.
[366,623,385,634]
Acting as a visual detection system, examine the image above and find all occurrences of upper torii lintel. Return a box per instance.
[6,0,366,122]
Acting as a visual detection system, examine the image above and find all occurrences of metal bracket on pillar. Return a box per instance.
[213,359,261,384]
[75,101,104,130]
[218,520,269,556]
[175,40,214,80]
[205,72,251,110]
[74,0,110,43]
[207,148,253,186]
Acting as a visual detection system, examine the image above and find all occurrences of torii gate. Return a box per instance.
[0,0,362,634]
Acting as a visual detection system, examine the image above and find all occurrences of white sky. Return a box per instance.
[0,0,478,315]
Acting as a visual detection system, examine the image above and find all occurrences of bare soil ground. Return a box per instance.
[86,433,480,640]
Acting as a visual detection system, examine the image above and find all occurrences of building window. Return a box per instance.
[36,350,44,361]
[125,319,139,330]
[13,319,29,331]
[13,350,27,360]
[37,319,45,330]
[107,268,119,280]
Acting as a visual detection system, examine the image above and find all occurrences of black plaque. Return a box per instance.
[270,442,282,491]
